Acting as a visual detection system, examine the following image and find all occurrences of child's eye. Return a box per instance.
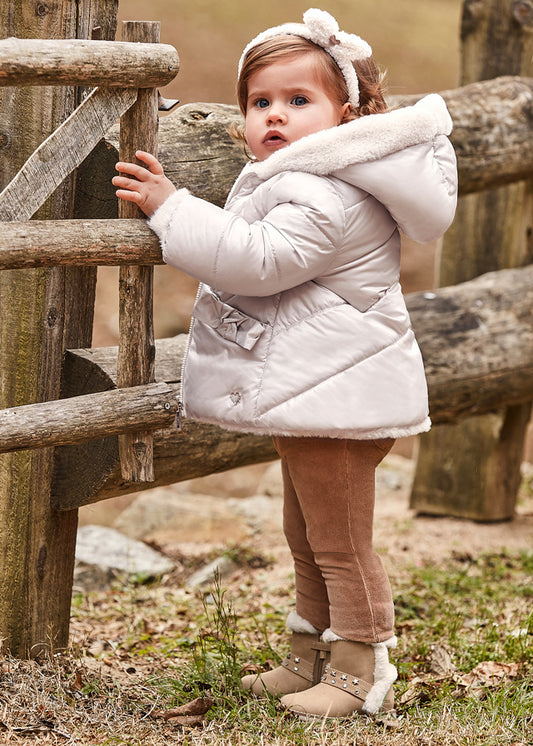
[291,95,308,106]
[254,98,269,109]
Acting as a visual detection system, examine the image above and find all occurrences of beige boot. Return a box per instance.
[280,634,397,717]
[241,613,330,698]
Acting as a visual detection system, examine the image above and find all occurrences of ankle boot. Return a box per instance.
[241,631,330,698]
[280,635,397,717]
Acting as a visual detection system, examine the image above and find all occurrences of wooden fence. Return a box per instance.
[0,22,532,656]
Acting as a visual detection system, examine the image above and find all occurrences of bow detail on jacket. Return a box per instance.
[196,292,266,350]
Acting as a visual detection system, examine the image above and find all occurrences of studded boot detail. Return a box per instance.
[241,631,330,698]
[280,636,397,717]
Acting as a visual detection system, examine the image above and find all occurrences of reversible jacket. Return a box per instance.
[149,94,458,439]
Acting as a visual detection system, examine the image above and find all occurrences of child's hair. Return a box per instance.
[231,34,387,152]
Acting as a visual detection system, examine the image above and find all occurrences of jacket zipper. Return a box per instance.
[177,282,204,429]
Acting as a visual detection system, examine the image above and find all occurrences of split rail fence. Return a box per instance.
[0,25,181,484]
[0,23,533,656]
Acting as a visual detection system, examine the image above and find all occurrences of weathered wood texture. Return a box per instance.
[0,0,118,659]
[49,265,533,511]
[0,382,178,452]
[410,0,533,521]
[437,76,533,194]
[412,266,533,420]
[0,87,137,222]
[0,219,162,269]
[116,21,159,483]
[0,38,179,87]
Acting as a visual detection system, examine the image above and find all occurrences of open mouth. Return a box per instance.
[264,131,286,145]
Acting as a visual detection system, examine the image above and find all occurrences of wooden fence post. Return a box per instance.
[0,0,118,658]
[410,0,533,521]
[117,21,159,483]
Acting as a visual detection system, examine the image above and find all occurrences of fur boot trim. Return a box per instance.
[321,627,345,644]
[286,611,320,634]
[362,636,398,715]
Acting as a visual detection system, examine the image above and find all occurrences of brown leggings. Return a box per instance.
[272,435,395,644]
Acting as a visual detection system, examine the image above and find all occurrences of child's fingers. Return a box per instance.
[134,150,165,174]
[112,175,142,190]
[115,188,141,204]
[114,162,151,180]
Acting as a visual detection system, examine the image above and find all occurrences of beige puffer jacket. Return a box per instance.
[149,94,458,439]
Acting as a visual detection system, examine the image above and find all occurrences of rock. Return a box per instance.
[172,461,273,498]
[113,489,252,544]
[186,555,239,588]
[377,454,414,492]
[226,494,283,534]
[75,525,175,580]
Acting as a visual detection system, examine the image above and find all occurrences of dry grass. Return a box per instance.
[1,541,531,745]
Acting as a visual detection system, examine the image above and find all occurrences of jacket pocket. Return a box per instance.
[194,291,267,350]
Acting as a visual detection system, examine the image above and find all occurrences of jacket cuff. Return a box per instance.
[147,188,189,241]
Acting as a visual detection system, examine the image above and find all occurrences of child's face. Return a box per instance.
[245,54,350,162]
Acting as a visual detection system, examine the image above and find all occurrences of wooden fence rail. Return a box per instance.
[0,38,179,87]
[0,219,162,268]
[0,382,178,453]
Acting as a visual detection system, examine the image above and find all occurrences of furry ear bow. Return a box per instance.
[238,8,372,108]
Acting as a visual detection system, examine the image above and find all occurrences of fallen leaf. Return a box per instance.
[154,694,214,722]
[429,644,455,676]
[73,669,84,690]
[458,660,521,688]
[240,659,276,676]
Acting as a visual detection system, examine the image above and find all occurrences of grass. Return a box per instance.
[1,550,531,745]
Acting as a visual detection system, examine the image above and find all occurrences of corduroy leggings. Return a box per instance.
[272,435,395,644]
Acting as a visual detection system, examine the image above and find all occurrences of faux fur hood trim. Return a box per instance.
[247,94,452,182]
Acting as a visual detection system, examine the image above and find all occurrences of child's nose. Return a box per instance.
[266,106,287,124]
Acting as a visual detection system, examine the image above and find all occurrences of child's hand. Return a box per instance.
[113,150,176,217]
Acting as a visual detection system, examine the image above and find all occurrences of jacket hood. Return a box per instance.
[246,94,453,181]
[235,93,457,244]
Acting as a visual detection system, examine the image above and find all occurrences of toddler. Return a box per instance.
[113,8,457,718]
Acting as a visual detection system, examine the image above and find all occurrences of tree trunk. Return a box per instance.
[410,0,533,520]
[0,0,118,658]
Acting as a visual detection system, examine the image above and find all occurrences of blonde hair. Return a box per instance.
[231,34,387,151]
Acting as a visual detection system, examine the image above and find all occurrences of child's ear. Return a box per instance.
[340,102,354,124]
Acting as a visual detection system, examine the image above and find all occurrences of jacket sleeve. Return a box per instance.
[337,134,458,244]
[148,176,346,296]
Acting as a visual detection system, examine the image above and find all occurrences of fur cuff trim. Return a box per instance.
[147,188,189,244]
[362,636,398,715]
[321,627,345,644]
[286,611,319,634]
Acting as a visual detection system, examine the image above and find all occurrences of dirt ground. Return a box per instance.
[80,454,533,583]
